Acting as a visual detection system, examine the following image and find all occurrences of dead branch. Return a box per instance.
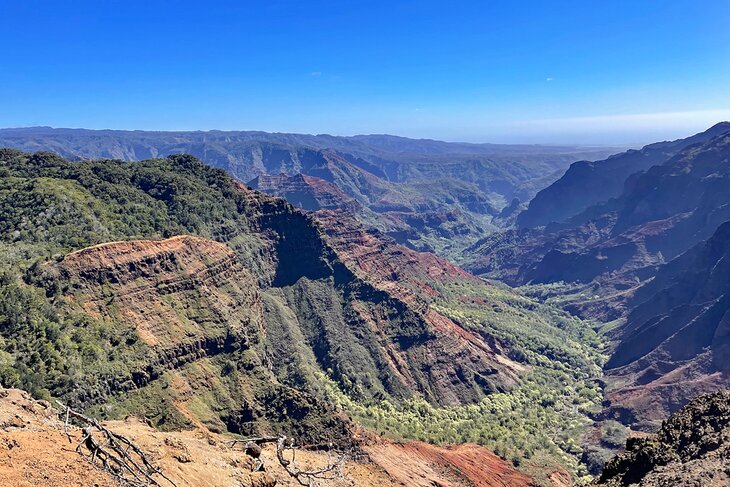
[55,400,177,487]
[227,433,349,486]
[224,435,280,447]
[276,436,349,487]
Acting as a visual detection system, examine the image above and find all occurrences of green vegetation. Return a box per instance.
[0,149,611,482]
[0,275,152,403]
[317,278,607,483]
[0,150,278,417]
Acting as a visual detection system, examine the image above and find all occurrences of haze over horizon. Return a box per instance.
[4,2,730,485]
[2,0,729,144]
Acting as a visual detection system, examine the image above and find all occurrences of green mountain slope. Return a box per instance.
[0,148,605,481]
[0,127,621,259]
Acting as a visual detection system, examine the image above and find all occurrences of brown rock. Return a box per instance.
[174,453,192,463]
[249,472,276,487]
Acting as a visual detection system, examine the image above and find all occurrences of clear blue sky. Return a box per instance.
[1,0,729,143]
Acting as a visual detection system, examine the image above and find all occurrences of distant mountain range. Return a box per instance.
[0,126,620,256]
[463,122,730,432]
[4,123,730,483]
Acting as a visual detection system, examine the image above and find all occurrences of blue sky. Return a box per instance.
[1,0,729,143]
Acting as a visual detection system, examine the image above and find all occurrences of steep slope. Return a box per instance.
[248,173,360,212]
[313,209,605,480]
[603,221,730,429]
[0,149,605,481]
[518,122,730,228]
[0,127,620,258]
[541,128,730,285]
[595,390,730,487]
[464,126,730,322]
[23,234,350,445]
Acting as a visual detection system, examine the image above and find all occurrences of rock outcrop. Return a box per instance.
[595,390,730,486]
[56,235,263,349]
[248,173,360,212]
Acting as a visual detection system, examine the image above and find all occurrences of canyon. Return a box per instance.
[1,121,730,485]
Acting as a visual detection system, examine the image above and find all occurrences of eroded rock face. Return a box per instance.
[466,127,730,311]
[249,173,360,212]
[314,210,523,404]
[316,210,481,306]
[603,221,730,429]
[595,391,730,487]
[55,235,264,348]
[517,122,730,229]
[42,235,351,445]
[46,229,519,427]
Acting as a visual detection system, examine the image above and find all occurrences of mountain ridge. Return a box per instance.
[0,126,621,258]
[465,125,730,307]
[0,148,605,482]
[517,122,730,229]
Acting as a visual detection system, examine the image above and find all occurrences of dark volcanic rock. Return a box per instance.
[595,391,730,486]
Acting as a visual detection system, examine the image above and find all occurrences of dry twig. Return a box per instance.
[227,434,350,486]
[55,400,177,487]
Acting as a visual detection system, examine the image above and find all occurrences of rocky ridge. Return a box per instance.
[518,122,730,229]
[595,390,730,487]
[603,221,730,429]
[465,126,730,323]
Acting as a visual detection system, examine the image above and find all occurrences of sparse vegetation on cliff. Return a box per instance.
[0,149,607,482]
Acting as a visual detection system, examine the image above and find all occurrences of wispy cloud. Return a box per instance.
[310,71,322,77]
[545,77,553,82]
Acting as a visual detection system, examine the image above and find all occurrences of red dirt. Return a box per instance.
[364,439,535,487]
[0,388,546,487]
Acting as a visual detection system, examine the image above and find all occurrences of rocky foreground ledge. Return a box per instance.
[595,390,730,486]
[0,387,540,487]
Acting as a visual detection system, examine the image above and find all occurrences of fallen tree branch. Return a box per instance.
[276,436,349,486]
[55,400,177,487]
[227,433,350,486]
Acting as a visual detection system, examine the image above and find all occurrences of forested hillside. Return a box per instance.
[0,148,606,483]
[0,127,619,257]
